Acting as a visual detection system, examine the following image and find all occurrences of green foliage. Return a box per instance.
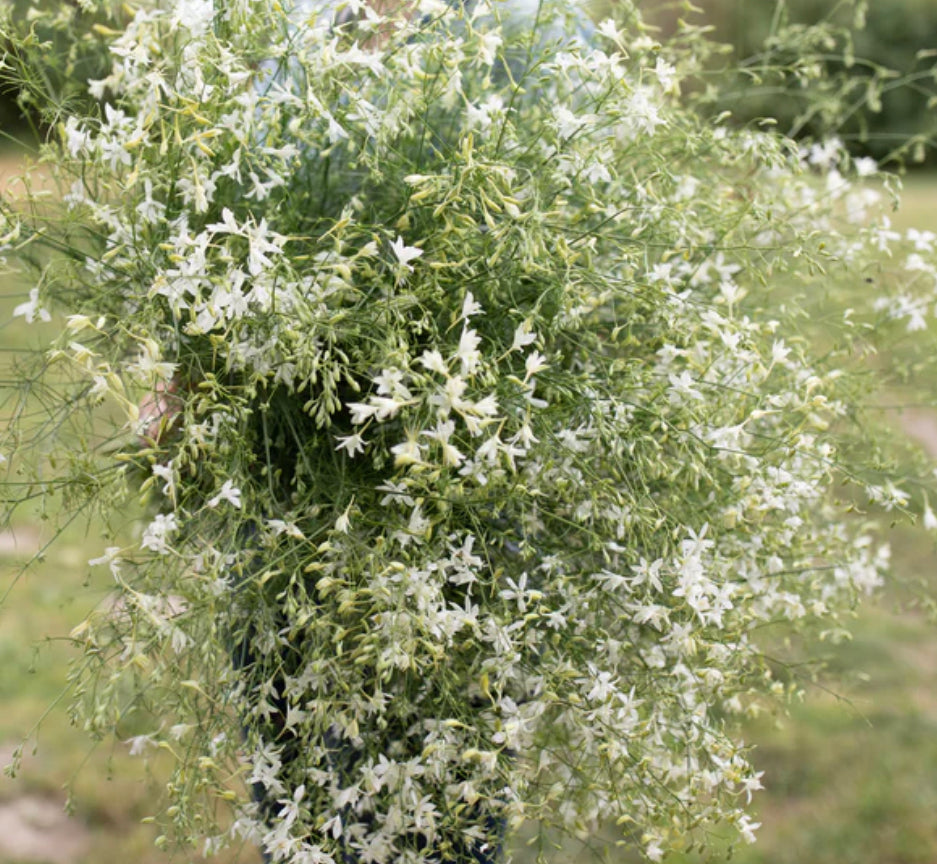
[0,0,119,140]
[694,0,937,165]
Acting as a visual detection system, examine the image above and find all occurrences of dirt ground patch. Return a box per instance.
[0,150,53,200]
[0,745,91,864]
[0,795,91,864]
[900,408,937,459]
[0,526,42,556]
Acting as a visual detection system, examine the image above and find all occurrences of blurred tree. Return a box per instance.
[690,0,937,166]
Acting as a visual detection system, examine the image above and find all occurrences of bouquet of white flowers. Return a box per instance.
[2,1,935,861]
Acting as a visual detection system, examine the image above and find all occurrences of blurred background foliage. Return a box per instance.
[0,0,120,144]
[692,0,937,166]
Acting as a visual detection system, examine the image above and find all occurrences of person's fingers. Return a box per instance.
[139,380,181,444]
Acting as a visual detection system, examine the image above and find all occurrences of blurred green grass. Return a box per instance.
[2,152,937,864]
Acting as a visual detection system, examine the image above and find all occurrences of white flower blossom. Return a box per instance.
[335,433,366,457]
[126,733,158,757]
[390,235,423,270]
[13,288,51,324]
[511,321,537,352]
[924,499,937,531]
[141,514,178,555]
[152,462,175,498]
[89,546,123,579]
[207,480,242,509]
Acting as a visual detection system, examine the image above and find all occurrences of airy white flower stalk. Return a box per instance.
[3,0,937,862]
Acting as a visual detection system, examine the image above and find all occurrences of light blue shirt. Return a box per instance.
[294,0,592,45]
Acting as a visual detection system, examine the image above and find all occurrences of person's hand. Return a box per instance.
[138,379,182,445]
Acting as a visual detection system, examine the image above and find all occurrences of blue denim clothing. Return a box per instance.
[296,0,594,48]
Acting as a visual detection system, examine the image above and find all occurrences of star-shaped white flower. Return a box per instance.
[390,235,423,271]
[207,479,242,509]
[13,288,51,324]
